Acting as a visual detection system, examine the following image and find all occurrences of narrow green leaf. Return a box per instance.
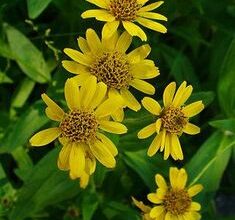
[0,71,13,84]
[27,0,52,19]
[209,119,235,134]
[82,193,99,220]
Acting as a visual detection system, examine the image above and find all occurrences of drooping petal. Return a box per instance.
[30,127,61,146]
[182,101,204,117]
[64,78,81,110]
[138,123,156,139]
[99,120,127,134]
[130,79,155,95]
[141,97,161,115]
[64,48,92,66]
[58,143,71,170]
[183,123,200,135]
[163,82,176,108]
[122,21,147,41]
[79,171,90,189]
[115,31,132,53]
[41,93,64,120]
[147,132,163,156]
[102,20,120,39]
[136,17,167,33]
[120,89,141,111]
[97,132,118,156]
[89,139,116,168]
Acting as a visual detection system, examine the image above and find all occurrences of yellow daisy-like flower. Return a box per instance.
[62,29,159,121]
[138,81,204,160]
[29,76,127,188]
[132,197,153,220]
[147,167,203,220]
[81,0,167,41]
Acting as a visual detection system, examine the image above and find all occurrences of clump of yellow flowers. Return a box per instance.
[29,0,204,217]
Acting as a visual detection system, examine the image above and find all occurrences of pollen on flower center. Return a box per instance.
[60,110,98,143]
[109,0,142,21]
[163,189,192,215]
[160,106,188,134]
[90,51,133,89]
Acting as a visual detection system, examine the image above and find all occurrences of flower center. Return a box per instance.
[60,110,98,143]
[160,106,188,134]
[109,0,142,21]
[163,189,191,215]
[90,51,132,89]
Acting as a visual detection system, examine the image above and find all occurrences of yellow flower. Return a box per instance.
[147,167,203,220]
[138,81,204,160]
[81,0,167,41]
[132,197,153,220]
[29,76,127,187]
[62,29,159,121]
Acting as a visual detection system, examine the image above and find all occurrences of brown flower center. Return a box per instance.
[160,106,188,134]
[90,51,132,89]
[60,110,98,143]
[163,189,191,215]
[109,0,142,21]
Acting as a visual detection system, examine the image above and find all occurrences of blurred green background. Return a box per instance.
[0,0,235,219]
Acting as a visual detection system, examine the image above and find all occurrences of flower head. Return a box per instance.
[138,81,204,160]
[81,0,167,41]
[147,167,203,220]
[29,76,127,187]
[62,29,159,121]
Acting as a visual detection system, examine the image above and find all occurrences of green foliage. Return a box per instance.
[0,0,235,219]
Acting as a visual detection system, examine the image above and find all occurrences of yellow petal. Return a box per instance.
[81,9,115,22]
[150,206,165,218]
[89,82,107,109]
[102,20,120,39]
[45,107,62,122]
[137,0,149,5]
[80,75,97,108]
[58,143,71,171]
[64,78,80,110]
[30,127,61,146]
[163,133,170,160]
[86,0,109,9]
[147,193,162,204]
[89,139,116,168]
[122,21,147,41]
[79,172,90,189]
[156,118,162,133]
[137,11,167,21]
[77,37,90,54]
[64,48,92,66]
[183,123,200,135]
[163,82,176,108]
[165,212,176,220]
[142,97,161,115]
[136,17,167,33]
[138,123,156,139]
[176,85,193,107]
[72,74,91,86]
[147,132,163,156]
[41,93,64,120]
[169,167,179,189]
[62,60,89,75]
[127,44,151,63]
[188,184,203,197]
[99,120,127,134]
[108,88,124,106]
[160,129,166,151]
[102,31,119,51]
[155,174,167,189]
[171,134,183,160]
[120,89,141,111]
[176,168,187,189]
[97,132,118,156]
[139,1,164,12]
[182,101,204,117]
[190,202,201,211]
[172,81,187,107]
[132,197,151,213]
[111,108,125,122]
[86,29,102,54]
[69,143,85,179]
[130,79,155,95]
[115,31,132,53]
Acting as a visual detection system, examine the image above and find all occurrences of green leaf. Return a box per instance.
[9,148,80,220]
[187,91,215,106]
[209,118,235,134]
[27,0,52,19]
[82,192,99,220]
[123,150,171,190]
[0,102,49,153]
[0,36,14,59]
[218,38,235,117]
[4,24,51,83]
[0,71,13,84]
